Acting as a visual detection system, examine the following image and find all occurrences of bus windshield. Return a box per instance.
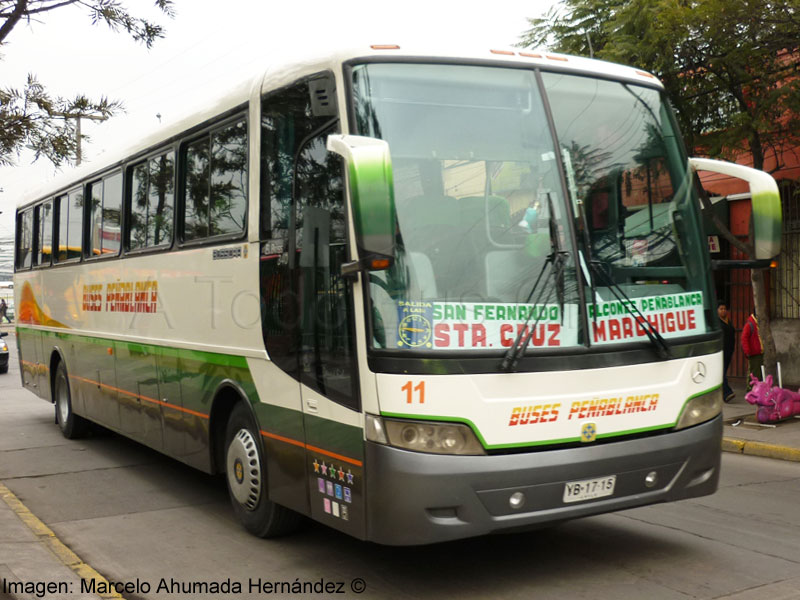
[350,63,711,354]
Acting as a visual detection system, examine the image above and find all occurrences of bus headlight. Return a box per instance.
[366,415,485,455]
[675,388,723,430]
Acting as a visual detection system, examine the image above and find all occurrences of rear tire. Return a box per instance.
[224,403,302,538]
[54,361,89,439]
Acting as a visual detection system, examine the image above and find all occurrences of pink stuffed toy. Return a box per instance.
[744,374,800,424]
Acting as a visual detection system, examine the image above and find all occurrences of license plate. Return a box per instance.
[563,475,616,503]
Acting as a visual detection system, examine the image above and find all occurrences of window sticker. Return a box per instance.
[393,301,580,350]
[588,291,705,345]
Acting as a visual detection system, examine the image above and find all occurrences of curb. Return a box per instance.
[0,483,124,599]
[722,437,800,462]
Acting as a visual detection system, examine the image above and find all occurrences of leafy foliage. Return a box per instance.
[0,0,173,166]
[519,0,800,171]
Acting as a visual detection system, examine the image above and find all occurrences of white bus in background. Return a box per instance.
[13,44,781,544]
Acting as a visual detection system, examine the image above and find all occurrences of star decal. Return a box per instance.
[346,470,354,485]
[320,462,328,476]
[312,459,319,473]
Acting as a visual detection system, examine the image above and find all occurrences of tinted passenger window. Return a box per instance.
[183,118,247,241]
[57,189,83,262]
[211,121,247,235]
[261,84,327,241]
[89,173,122,257]
[259,75,341,381]
[295,128,356,408]
[38,201,53,266]
[184,138,210,240]
[130,152,174,249]
[17,209,34,269]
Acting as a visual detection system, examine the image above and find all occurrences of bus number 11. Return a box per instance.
[401,381,426,404]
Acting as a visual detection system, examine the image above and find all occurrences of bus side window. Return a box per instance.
[182,118,247,242]
[129,151,175,250]
[16,208,34,269]
[88,173,122,258]
[56,189,83,262]
[210,121,247,236]
[183,137,210,240]
[37,201,53,267]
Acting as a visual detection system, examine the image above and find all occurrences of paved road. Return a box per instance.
[2,330,800,599]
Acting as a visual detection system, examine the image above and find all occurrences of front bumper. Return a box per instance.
[364,416,722,545]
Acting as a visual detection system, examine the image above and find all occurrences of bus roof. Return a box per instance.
[16,43,661,209]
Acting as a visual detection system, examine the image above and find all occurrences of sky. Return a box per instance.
[0,0,558,275]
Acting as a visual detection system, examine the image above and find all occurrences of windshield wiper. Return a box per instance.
[588,262,671,360]
[500,195,568,372]
[566,154,670,360]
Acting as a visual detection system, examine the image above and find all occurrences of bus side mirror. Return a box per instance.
[689,157,781,261]
[327,134,396,276]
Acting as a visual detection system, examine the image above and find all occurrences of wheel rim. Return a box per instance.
[226,428,262,510]
[56,374,69,426]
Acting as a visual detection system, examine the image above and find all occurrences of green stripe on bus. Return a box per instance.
[17,326,363,459]
[259,403,306,441]
[381,384,722,451]
[380,410,678,449]
[16,326,248,369]
[304,412,364,461]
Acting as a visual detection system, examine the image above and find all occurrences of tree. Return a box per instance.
[519,0,800,376]
[0,0,174,166]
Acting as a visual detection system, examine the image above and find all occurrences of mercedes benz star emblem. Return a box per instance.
[691,361,707,383]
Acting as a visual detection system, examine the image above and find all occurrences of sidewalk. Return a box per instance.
[0,327,107,600]
[722,378,800,462]
[0,485,107,600]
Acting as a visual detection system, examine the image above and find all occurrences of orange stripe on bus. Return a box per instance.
[260,431,363,467]
[20,359,48,370]
[68,374,210,420]
[306,444,363,467]
[260,430,306,449]
[27,366,358,464]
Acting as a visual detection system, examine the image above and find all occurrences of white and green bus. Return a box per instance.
[13,45,782,545]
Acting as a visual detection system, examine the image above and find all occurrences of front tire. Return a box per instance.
[224,403,302,538]
[54,361,89,439]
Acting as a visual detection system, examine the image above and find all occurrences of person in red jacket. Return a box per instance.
[741,313,763,390]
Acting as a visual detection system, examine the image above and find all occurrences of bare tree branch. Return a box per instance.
[0,0,28,45]
[22,0,81,16]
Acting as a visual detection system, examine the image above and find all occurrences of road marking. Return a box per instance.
[722,437,800,462]
[0,482,125,599]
